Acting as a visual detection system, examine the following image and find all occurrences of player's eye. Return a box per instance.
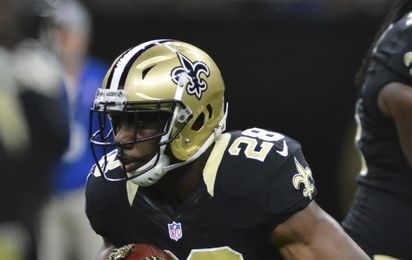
[110,112,170,132]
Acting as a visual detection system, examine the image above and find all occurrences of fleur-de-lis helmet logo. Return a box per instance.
[171,52,210,100]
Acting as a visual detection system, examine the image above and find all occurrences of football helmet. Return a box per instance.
[90,39,227,185]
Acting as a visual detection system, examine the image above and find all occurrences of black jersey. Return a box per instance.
[342,12,412,259]
[86,128,316,260]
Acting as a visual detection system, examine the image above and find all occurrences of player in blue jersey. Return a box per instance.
[36,1,109,260]
[86,39,369,260]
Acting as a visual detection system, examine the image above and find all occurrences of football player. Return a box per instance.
[342,1,412,259]
[86,39,369,259]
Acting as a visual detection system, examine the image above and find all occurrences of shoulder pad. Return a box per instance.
[89,149,121,179]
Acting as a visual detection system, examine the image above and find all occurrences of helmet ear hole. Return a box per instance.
[191,112,205,131]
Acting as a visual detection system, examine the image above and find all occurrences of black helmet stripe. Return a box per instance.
[107,39,171,90]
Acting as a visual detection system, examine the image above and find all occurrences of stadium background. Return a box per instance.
[81,0,390,219]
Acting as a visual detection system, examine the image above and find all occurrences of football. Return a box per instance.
[107,243,173,260]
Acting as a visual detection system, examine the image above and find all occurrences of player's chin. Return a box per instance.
[123,162,140,173]
[119,157,143,172]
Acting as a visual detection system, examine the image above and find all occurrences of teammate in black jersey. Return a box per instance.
[86,39,368,260]
[342,1,412,259]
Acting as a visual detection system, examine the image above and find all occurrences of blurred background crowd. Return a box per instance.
[0,0,392,259]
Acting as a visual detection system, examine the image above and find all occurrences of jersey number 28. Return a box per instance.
[228,128,284,162]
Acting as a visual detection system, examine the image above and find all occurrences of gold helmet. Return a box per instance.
[90,39,227,185]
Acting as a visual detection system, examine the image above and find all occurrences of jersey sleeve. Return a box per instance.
[266,140,316,225]
[85,154,134,245]
[85,164,114,237]
[214,129,316,229]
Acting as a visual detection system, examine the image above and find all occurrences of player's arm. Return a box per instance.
[95,238,115,260]
[378,82,412,167]
[271,201,370,260]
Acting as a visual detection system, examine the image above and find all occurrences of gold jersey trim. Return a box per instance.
[203,133,231,197]
[126,180,139,206]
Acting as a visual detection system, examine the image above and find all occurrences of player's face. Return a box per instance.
[112,112,168,172]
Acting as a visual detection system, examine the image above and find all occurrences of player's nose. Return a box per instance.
[114,124,136,146]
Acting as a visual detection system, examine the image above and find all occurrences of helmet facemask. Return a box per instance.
[90,90,193,185]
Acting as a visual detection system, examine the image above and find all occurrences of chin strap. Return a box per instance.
[127,144,169,186]
[128,153,170,186]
